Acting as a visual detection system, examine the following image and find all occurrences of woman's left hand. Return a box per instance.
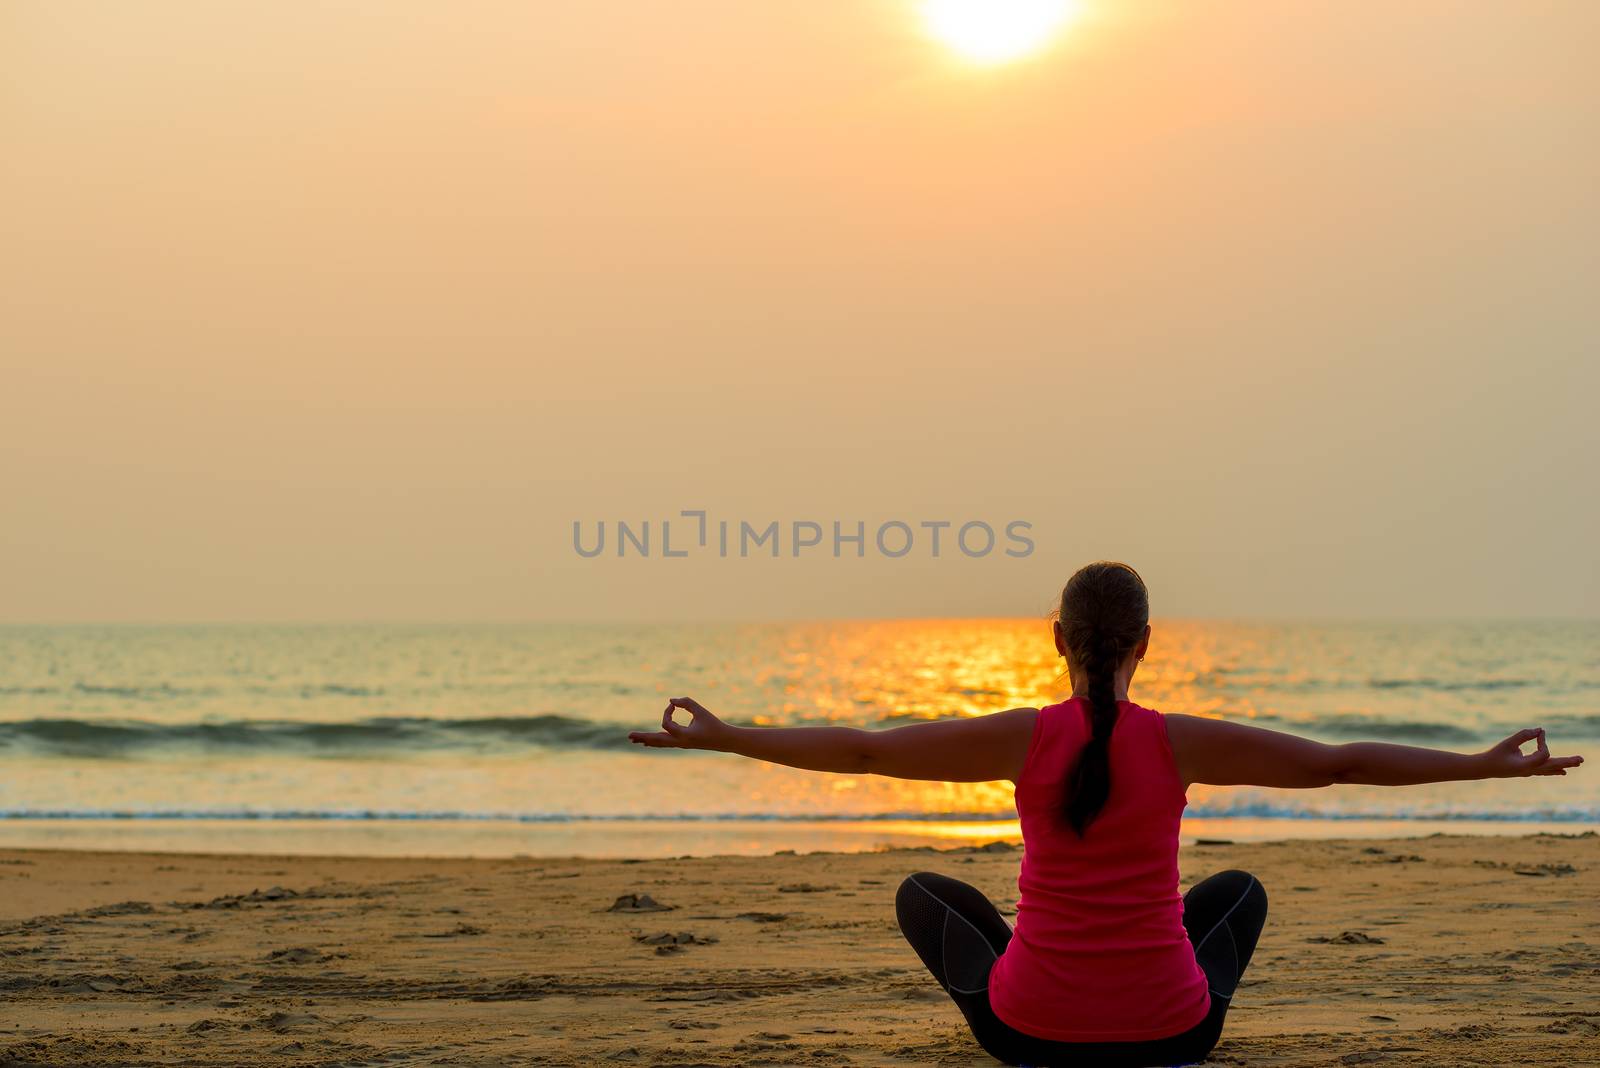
[1478,727,1584,778]
[628,697,730,752]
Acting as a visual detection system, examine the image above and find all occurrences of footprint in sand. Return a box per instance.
[257,1011,325,1034]
[1307,931,1386,944]
[255,1009,370,1034]
[183,886,301,910]
[81,901,155,917]
[423,923,487,938]
[901,987,947,1002]
[635,931,719,955]
[1543,1016,1600,1036]
[1516,863,1578,877]
[608,893,676,913]
[262,946,349,964]
[777,882,839,893]
[1476,860,1580,877]
[1361,848,1425,863]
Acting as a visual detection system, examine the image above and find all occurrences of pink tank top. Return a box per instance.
[987,698,1211,1042]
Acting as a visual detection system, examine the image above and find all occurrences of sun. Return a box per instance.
[919,0,1082,65]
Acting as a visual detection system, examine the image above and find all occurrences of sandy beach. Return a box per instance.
[0,834,1595,1067]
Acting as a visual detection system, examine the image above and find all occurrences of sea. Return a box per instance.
[0,620,1595,858]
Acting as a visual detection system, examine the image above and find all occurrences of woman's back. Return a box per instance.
[987,698,1211,1042]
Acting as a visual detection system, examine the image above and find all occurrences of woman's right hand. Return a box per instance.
[1479,728,1584,778]
[627,697,730,752]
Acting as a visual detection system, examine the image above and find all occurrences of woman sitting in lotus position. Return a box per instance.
[628,562,1582,1067]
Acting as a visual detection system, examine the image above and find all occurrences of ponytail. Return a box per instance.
[1064,635,1124,837]
[1055,562,1149,838]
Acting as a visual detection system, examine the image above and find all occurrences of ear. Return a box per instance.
[1134,623,1151,661]
[1052,619,1068,658]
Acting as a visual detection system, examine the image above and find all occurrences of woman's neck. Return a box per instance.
[1071,685,1130,701]
[1068,666,1134,702]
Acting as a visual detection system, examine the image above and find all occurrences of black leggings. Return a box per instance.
[895,869,1268,1068]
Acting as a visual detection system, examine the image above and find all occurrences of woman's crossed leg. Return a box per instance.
[894,869,1267,1067]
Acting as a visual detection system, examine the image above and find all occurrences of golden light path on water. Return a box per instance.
[720,617,1247,824]
[652,617,1593,840]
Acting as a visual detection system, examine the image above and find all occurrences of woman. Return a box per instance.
[627,562,1583,1067]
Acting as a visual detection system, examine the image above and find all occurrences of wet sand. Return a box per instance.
[1,833,1596,1066]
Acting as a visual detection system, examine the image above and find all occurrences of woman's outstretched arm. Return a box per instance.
[1165,714,1585,789]
[627,697,1036,783]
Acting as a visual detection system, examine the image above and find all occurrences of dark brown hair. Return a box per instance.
[1056,561,1149,837]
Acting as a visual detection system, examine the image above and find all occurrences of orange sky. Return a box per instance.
[2,1,1596,621]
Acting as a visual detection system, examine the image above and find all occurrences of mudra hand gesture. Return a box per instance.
[1480,727,1583,778]
[628,697,729,752]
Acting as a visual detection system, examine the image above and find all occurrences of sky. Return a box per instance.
[1,0,1596,623]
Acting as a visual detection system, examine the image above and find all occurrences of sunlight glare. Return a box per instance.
[920,0,1082,65]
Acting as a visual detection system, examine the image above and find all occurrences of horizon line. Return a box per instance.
[1,614,1596,628]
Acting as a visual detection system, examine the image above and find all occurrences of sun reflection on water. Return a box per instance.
[677,617,1597,831]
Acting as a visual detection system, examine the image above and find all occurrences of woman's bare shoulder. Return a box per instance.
[998,704,1043,783]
